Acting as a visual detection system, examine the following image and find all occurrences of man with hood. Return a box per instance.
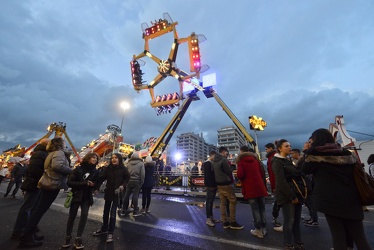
[211,146,244,230]
[11,138,50,240]
[121,152,145,217]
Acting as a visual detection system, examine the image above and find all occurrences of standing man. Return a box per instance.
[191,162,199,191]
[4,157,28,198]
[11,138,50,240]
[203,151,219,227]
[236,145,268,238]
[265,142,283,232]
[211,146,244,230]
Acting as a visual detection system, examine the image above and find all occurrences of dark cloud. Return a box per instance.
[1,1,373,156]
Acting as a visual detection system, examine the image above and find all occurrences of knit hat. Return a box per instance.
[145,156,152,163]
[131,152,139,159]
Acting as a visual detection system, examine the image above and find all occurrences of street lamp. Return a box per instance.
[119,102,130,135]
[175,152,182,169]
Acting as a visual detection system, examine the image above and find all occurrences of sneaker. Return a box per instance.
[305,221,319,227]
[11,194,16,198]
[273,225,283,232]
[223,222,230,229]
[206,218,215,227]
[273,218,282,227]
[229,221,244,230]
[4,193,8,197]
[74,237,84,249]
[140,208,146,214]
[294,242,305,250]
[11,232,24,240]
[250,229,264,239]
[133,211,142,217]
[92,229,107,236]
[211,217,219,223]
[261,228,267,236]
[146,208,151,213]
[62,236,71,248]
[303,218,312,224]
[106,234,113,243]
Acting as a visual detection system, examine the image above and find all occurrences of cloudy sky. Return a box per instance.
[1,0,373,155]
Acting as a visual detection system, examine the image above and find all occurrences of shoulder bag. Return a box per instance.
[64,191,73,208]
[353,162,374,206]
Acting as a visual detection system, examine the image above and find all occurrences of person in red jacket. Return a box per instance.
[237,145,268,238]
[265,142,283,232]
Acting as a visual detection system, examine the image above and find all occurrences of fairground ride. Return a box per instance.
[130,13,256,159]
[0,122,80,163]
[329,115,374,173]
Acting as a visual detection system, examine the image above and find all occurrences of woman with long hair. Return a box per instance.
[19,137,72,248]
[272,139,304,250]
[302,128,371,250]
[62,152,100,249]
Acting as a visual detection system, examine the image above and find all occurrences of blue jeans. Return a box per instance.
[66,200,90,237]
[205,188,217,218]
[248,197,267,230]
[13,189,41,234]
[24,189,60,235]
[102,198,118,233]
[123,180,141,211]
[281,202,302,245]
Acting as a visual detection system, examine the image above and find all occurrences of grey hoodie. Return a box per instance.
[126,156,145,185]
[211,153,232,186]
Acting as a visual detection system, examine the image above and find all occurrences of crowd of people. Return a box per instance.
[2,128,373,249]
[202,128,372,250]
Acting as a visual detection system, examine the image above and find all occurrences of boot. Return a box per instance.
[19,233,42,248]
[33,233,44,241]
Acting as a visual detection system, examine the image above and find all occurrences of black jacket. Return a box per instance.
[21,144,48,191]
[203,161,216,188]
[142,162,155,188]
[99,164,130,201]
[67,162,99,206]
[11,163,27,182]
[302,143,362,220]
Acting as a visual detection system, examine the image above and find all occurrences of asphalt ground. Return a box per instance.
[0,183,373,249]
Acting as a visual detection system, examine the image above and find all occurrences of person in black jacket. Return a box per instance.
[11,138,50,240]
[93,153,130,243]
[4,157,28,198]
[140,156,155,214]
[203,150,219,227]
[302,128,371,250]
[62,152,100,249]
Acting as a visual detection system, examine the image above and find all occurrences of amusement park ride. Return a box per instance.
[130,13,256,158]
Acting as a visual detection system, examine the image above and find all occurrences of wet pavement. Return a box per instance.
[0,184,373,249]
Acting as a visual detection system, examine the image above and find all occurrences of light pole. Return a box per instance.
[119,102,130,135]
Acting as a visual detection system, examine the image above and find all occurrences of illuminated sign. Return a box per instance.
[249,116,267,131]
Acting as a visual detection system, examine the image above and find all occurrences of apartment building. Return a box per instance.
[217,125,247,160]
[176,132,217,165]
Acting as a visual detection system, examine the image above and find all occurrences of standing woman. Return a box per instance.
[140,156,155,213]
[19,137,73,248]
[62,152,100,249]
[272,139,304,250]
[302,128,371,250]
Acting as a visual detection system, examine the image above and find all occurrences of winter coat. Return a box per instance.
[266,150,276,191]
[302,143,363,220]
[99,164,130,201]
[41,150,72,190]
[203,161,217,188]
[211,153,232,186]
[11,163,27,181]
[236,152,268,199]
[272,154,302,206]
[142,161,155,188]
[67,162,99,206]
[126,156,145,185]
[21,144,48,191]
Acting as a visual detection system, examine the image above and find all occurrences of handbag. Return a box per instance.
[64,191,73,208]
[37,171,62,190]
[288,175,308,203]
[353,162,374,206]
